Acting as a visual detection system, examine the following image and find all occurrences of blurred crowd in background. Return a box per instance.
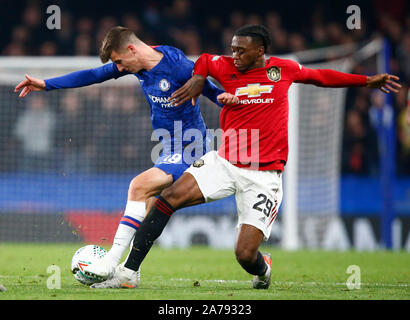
[0,0,409,175]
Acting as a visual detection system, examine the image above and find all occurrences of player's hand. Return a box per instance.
[170,75,206,106]
[14,74,46,98]
[217,92,239,105]
[366,74,401,94]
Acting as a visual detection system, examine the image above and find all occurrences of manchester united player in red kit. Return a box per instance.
[94,25,401,289]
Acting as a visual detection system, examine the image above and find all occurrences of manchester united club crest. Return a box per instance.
[267,66,281,82]
[193,159,204,168]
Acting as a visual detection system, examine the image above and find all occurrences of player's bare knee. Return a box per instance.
[128,177,149,201]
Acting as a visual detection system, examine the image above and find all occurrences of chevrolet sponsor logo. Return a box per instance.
[235,83,274,98]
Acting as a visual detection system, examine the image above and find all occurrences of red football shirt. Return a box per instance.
[194,54,367,171]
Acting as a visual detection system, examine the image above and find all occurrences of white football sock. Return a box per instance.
[107,201,146,264]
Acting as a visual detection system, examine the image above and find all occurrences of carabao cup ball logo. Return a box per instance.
[159,79,171,92]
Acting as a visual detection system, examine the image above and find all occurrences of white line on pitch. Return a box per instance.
[170,278,409,288]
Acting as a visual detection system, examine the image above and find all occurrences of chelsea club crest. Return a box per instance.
[267,66,281,82]
[159,78,171,92]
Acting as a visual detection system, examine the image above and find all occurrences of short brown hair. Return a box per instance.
[99,26,140,63]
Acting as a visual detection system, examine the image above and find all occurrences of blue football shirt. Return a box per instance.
[44,45,223,180]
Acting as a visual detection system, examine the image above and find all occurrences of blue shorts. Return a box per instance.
[154,137,212,182]
[154,153,191,182]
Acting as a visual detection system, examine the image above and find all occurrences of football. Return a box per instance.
[71,245,107,285]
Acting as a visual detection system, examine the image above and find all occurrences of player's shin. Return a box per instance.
[83,201,146,281]
[108,201,146,264]
[124,195,175,271]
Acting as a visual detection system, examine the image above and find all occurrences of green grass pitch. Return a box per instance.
[0,243,409,300]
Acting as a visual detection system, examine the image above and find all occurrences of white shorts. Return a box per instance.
[185,151,283,240]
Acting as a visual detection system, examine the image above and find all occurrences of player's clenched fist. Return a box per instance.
[14,74,46,98]
[217,92,239,105]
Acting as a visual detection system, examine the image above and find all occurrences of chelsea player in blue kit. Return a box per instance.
[15,26,238,286]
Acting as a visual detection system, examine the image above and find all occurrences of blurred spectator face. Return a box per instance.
[182,29,201,55]
[102,90,117,111]
[39,41,57,56]
[99,16,117,34]
[171,0,190,17]
[62,94,80,114]
[207,16,222,33]
[144,4,160,26]
[3,43,26,56]
[326,23,344,44]
[121,96,136,113]
[76,17,94,34]
[75,34,92,55]
[271,29,288,52]
[22,5,41,28]
[312,25,327,44]
[122,14,141,34]
[386,19,402,43]
[229,12,245,29]
[246,14,262,26]
[60,13,73,33]
[11,26,29,44]
[342,34,355,45]
[346,110,364,137]
[28,95,46,111]
[371,90,385,109]
[403,33,410,54]
[289,33,306,52]
[121,144,138,160]
[265,12,281,30]
[353,94,369,114]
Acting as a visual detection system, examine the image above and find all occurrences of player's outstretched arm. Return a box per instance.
[295,63,402,94]
[15,63,128,98]
[14,74,46,98]
[365,74,401,94]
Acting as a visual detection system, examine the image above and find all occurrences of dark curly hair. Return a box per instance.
[234,24,272,53]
